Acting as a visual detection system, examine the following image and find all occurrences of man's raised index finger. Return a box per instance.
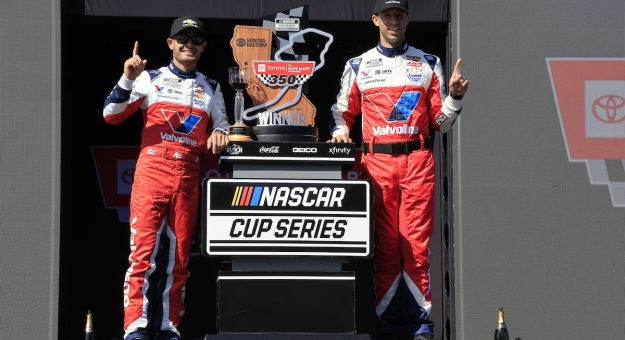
[133,41,139,57]
[453,58,462,74]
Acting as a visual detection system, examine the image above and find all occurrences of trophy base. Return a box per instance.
[228,124,253,142]
[253,125,318,143]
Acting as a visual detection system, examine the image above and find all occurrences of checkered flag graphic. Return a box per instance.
[256,74,312,87]
[586,160,625,207]
[260,6,310,61]
[259,6,332,67]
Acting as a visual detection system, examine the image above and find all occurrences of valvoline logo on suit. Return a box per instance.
[160,109,201,135]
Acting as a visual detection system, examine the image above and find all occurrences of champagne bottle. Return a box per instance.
[494,307,509,340]
[85,310,95,340]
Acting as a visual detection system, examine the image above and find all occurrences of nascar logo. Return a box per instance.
[231,186,346,208]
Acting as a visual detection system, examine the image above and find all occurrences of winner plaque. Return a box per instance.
[229,6,334,142]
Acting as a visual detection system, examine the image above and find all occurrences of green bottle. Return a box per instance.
[494,307,509,340]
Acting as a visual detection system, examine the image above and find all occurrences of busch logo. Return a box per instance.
[259,146,280,154]
[227,144,243,155]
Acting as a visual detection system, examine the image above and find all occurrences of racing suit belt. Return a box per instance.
[362,139,432,155]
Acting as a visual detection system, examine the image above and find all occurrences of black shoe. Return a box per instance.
[376,335,398,340]
[154,330,180,340]
[124,330,150,340]
[413,332,434,340]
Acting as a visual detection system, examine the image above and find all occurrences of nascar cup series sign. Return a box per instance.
[203,179,372,256]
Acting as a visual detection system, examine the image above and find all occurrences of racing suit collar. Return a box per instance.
[168,60,197,79]
[376,42,409,57]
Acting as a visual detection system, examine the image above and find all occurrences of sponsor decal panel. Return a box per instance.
[547,58,625,207]
[204,179,372,256]
[252,61,315,87]
[366,58,383,68]
[93,146,227,222]
[275,18,300,32]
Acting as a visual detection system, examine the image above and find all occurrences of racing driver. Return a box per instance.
[328,1,469,339]
[102,16,229,340]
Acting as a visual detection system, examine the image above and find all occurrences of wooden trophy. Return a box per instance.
[229,25,319,142]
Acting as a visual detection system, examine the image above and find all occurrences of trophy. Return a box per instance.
[229,6,333,142]
[227,66,253,141]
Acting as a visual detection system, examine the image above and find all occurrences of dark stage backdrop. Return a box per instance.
[60,13,447,340]
[81,0,448,22]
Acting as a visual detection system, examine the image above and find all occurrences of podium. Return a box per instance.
[202,141,372,339]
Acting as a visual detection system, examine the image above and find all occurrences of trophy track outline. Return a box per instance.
[239,28,334,123]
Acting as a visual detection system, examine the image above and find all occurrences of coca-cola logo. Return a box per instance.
[259,146,280,154]
[592,94,625,124]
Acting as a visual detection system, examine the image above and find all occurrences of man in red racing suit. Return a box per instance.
[328,1,469,339]
[102,16,229,340]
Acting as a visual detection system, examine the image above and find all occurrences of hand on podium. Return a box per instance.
[327,134,352,143]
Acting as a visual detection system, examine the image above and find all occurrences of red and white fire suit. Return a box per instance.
[330,43,462,336]
[103,61,228,338]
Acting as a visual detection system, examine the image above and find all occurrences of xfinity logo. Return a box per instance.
[328,147,351,155]
[292,147,317,153]
[231,186,346,208]
[227,144,243,155]
[259,146,280,154]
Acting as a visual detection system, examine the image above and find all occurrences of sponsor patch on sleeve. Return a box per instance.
[435,113,448,125]
[424,54,437,71]
[349,58,362,73]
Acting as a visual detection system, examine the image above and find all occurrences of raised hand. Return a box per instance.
[123,41,148,80]
[448,58,469,98]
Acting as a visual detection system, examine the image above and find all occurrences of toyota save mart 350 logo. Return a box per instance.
[547,58,625,208]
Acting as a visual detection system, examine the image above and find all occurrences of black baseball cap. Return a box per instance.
[374,0,409,14]
[170,16,206,37]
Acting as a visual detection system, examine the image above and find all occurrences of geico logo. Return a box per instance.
[229,218,347,239]
[259,186,345,207]
[292,147,317,153]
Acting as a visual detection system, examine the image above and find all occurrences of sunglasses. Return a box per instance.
[172,34,206,46]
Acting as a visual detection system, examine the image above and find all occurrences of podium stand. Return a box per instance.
[202,141,372,339]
